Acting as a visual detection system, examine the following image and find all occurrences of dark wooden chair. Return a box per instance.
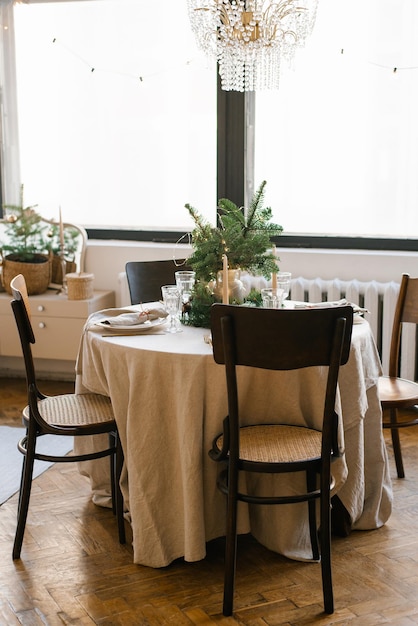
[378,273,418,478]
[125,259,192,305]
[209,303,353,616]
[10,274,125,559]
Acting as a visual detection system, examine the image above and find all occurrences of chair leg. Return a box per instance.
[109,433,116,515]
[115,434,126,544]
[319,485,334,615]
[223,467,238,617]
[13,432,36,560]
[307,470,319,561]
[389,409,405,479]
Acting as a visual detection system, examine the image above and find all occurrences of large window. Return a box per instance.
[254,0,418,238]
[3,0,418,241]
[11,0,216,231]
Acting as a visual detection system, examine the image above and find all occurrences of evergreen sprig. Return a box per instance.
[185,181,283,283]
[1,185,81,262]
[1,203,48,262]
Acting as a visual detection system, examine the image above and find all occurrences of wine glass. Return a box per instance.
[277,272,291,306]
[175,271,196,316]
[261,288,282,309]
[161,285,182,333]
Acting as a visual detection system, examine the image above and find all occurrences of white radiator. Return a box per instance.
[289,276,414,379]
[118,272,412,378]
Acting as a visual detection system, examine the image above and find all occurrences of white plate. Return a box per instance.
[95,317,167,333]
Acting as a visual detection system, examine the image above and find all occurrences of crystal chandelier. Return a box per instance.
[188,0,319,92]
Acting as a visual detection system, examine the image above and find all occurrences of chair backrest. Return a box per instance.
[10,273,31,318]
[211,304,353,371]
[125,260,192,304]
[388,273,418,377]
[211,303,353,457]
[10,274,37,387]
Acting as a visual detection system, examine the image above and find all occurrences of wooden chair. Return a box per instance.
[9,274,126,559]
[125,259,191,305]
[209,303,353,616]
[378,273,418,478]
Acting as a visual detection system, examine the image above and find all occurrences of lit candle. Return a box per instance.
[223,254,229,304]
[59,206,65,257]
[272,244,278,290]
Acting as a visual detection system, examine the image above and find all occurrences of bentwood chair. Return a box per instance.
[10,274,126,559]
[125,259,192,305]
[378,273,418,478]
[209,303,353,616]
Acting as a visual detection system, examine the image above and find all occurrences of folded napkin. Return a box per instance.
[294,298,369,315]
[101,306,168,326]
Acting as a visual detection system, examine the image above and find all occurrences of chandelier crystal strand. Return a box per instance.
[188,0,319,92]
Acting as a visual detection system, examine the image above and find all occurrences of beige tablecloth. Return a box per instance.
[74,307,392,567]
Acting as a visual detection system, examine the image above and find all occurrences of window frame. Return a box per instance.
[1,0,417,252]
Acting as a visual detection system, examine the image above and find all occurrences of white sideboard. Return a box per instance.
[0,289,115,378]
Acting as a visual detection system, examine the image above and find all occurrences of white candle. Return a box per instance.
[272,244,278,290]
[59,206,65,256]
[223,254,229,304]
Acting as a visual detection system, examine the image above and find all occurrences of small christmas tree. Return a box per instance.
[185,180,283,283]
[1,186,48,262]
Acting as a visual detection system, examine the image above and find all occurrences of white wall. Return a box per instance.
[86,240,418,296]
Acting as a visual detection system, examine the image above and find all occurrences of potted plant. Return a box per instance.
[184,180,283,326]
[0,196,52,295]
[1,185,84,294]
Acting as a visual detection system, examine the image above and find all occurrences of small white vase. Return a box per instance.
[213,269,246,303]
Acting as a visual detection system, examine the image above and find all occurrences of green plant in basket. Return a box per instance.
[184,181,283,327]
[44,223,80,260]
[185,180,283,283]
[1,201,48,262]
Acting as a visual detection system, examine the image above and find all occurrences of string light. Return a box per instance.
[48,36,418,87]
[51,37,201,84]
[339,47,418,74]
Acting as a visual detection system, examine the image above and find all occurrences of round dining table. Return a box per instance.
[74,304,393,568]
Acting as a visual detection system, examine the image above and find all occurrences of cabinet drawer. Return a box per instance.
[0,313,85,360]
[0,290,114,318]
[0,315,21,357]
[0,289,114,362]
[31,316,85,360]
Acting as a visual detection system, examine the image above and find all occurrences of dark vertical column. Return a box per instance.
[217,74,245,208]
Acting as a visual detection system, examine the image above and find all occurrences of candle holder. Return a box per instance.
[60,254,68,294]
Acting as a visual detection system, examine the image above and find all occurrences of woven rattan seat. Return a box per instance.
[209,303,353,617]
[9,274,126,560]
[27,393,115,427]
[216,424,322,464]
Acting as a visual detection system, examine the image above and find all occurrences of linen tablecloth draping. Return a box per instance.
[74,308,392,568]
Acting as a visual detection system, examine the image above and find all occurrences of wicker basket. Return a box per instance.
[51,255,77,284]
[1,253,51,295]
[66,272,94,300]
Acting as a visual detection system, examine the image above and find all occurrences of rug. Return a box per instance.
[0,426,74,505]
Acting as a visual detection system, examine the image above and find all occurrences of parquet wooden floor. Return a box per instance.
[1,378,418,625]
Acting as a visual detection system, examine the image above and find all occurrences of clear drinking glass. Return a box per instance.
[261,288,283,309]
[161,285,182,333]
[175,270,196,312]
[277,272,292,304]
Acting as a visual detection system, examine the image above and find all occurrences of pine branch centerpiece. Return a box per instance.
[184,180,283,327]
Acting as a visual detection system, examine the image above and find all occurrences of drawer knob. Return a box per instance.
[37,305,45,312]
[38,322,46,329]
